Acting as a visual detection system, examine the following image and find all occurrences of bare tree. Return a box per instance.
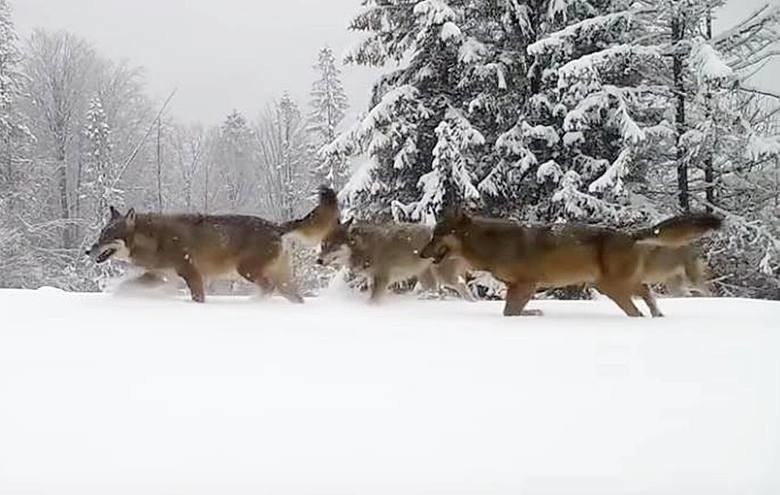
[24,30,98,248]
[255,94,317,221]
[170,123,212,211]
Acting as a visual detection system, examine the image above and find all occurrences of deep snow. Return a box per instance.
[0,287,778,495]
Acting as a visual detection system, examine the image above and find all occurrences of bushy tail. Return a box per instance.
[280,186,339,246]
[633,212,723,247]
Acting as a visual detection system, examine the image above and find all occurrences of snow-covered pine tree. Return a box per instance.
[216,110,256,213]
[0,0,30,195]
[334,0,524,222]
[82,96,121,221]
[521,0,779,295]
[257,93,317,221]
[688,4,780,297]
[506,1,670,224]
[414,110,482,221]
[80,96,123,288]
[0,0,36,288]
[308,46,349,190]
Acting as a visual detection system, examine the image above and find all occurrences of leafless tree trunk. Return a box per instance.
[672,14,689,211]
[24,30,97,248]
[156,117,163,212]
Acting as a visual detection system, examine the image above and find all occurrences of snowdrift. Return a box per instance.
[1,288,778,494]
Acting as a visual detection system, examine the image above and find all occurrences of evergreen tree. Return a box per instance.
[333,0,502,221]
[82,96,120,220]
[216,110,256,213]
[81,96,123,287]
[331,1,545,220]
[309,46,349,189]
[413,110,482,222]
[0,0,35,288]
[257,93,317,221]
[0,0,31,205]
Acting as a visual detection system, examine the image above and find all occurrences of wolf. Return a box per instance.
[626,244,712,317]
[420,209,722,317]
[640,245,710,296]
[86,187,339,303]
[316,219,473,303]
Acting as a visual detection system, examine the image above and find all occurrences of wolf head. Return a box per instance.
[316,218,354,266]
[420,207,469,264]
[86,206,136,263]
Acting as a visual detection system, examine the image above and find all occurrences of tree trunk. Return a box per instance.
[704,11,715,212]
[56,140,71,248]
[672,15,689,212]
[204,163,209,213]
[156,118,163,212]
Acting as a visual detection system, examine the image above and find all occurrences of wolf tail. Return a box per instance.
[633,212,723,247]
[279,186,339,246]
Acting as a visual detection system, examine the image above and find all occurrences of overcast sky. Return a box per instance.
[13,0,778,125]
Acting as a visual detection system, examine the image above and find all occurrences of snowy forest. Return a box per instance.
[1,0,779,298]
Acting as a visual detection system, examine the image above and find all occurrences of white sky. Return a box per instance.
[13,0,779,125]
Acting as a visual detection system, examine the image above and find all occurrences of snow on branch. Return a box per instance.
[564,86,645,144]
[458,38,488,64]
[324,84,421,157]
[688,39,735,88]
[746,133,780,160]
[414,0,463,42]
[536,160,563,183]
[557,44,662,89]
[413,0,458,24]
[588,147,631,194]
[528,11,636,57]
[440,21,462,41]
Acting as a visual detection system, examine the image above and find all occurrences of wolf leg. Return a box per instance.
[416,268,437,292]
[369,273,389,304]
[596,281,643,317]
[635,284,664,317]
[503,282,541,316]
[238,259,275,298]
[134,271,167,287]
[435,260,475,302]
[666,275,688,297]
[265,255,304,304]
[686,258,712,296]
[450,281,475,302]
[176,264,205,303]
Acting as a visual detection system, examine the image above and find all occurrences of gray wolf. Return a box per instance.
[317,219,473,303]
[420,209,722,317]
[87,187,339,303]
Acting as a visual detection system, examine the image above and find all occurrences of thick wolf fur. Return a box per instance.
[420,210,722,317]
[629,244,712,317]
[641,245,710,295]
[87,187,339,303]
[317,220,473,303]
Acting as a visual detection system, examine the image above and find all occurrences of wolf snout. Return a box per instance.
[316,257,324,265]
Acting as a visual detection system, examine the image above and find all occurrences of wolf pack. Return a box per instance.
[87,186,723,318]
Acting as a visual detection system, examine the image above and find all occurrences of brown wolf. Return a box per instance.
[640,245,710,296]
[420,210,722,317]
[316,219,473,303]
[87,187,339,303]
[629,245,712,317]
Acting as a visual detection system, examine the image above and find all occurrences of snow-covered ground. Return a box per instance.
[1,287,778,495]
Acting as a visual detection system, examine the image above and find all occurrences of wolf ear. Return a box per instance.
[125,208,136,229]
[109,206,121,220]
